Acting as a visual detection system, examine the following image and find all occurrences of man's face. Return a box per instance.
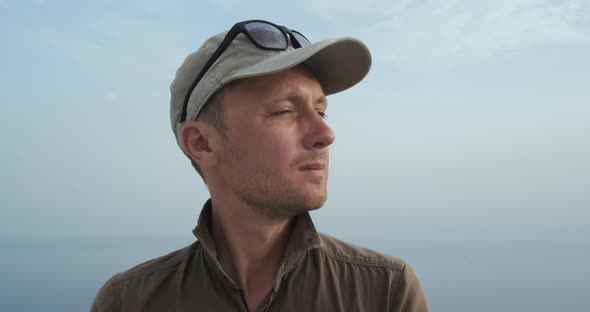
[216,65,335,219]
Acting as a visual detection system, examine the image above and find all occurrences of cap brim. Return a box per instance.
[222,37,371,95]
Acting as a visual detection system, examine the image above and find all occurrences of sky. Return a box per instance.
[1,0,589,246]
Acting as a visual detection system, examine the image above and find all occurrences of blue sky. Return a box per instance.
[2,0,589,246]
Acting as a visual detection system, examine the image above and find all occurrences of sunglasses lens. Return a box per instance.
[292,31,311,47]
[244,22,288,49]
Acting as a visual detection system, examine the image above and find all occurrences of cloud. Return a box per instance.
[306,0,590,70]
[29,11,194,87]
[303,0,391,14]
[104,90,117,102]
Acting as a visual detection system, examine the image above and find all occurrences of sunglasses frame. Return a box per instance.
[179,20,311,123]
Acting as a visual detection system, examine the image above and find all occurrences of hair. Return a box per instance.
[189,85,230,182]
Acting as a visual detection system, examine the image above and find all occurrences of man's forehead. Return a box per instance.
[228,65,325,97]
[276,85,328,105]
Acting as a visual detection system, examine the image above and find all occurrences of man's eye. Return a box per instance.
[317,111,327,119]
[273,110,293,115]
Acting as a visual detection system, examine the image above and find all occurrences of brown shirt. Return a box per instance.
[91,201,428,311]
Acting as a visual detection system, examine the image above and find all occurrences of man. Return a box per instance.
[92,20,428,312]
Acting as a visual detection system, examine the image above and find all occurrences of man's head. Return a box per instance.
[169,20,371,217]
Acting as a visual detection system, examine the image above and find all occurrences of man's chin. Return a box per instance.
[254,194,327,220]
[306,195,327,211]
[291,193,327,216]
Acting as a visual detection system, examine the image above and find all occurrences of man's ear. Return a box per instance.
[181,120,219,169]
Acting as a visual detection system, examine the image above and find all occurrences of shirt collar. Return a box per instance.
[192,199,322,282]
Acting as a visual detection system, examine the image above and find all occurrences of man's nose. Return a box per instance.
[303,111,336,150]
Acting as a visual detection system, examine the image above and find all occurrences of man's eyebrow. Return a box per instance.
[316,95,328,107]
[266,88,328,107]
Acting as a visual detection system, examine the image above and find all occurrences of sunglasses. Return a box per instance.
[179,20,312,123]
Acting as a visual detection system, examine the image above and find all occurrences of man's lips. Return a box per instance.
[299,163,325,171]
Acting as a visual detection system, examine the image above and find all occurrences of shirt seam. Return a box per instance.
[318,246,404,271]
[116,266,182,286]
[107,276,119,312]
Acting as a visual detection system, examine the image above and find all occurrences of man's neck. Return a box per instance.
[209,196,295,311]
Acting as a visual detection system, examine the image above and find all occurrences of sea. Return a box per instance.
[1,236,588,311]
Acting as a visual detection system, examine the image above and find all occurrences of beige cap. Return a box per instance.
[170,29,372,153]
